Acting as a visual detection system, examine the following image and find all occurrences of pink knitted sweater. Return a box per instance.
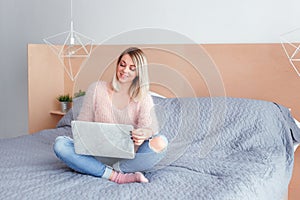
[77,81,158,131]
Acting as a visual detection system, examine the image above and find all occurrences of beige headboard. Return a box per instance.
[28,43,300,133]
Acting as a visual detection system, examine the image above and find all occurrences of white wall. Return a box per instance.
[74,0,299,44]
[0,0,299,138]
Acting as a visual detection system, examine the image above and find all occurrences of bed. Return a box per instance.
[0,95,299,200]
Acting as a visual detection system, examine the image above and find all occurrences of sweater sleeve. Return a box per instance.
[137,94,159,134]
[76,82,97,122]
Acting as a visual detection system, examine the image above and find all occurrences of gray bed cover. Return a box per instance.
[0,97,299,200]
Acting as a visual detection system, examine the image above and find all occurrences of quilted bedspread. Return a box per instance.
[0,97,299,200]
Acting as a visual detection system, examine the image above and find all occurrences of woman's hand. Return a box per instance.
[131,128,153,146]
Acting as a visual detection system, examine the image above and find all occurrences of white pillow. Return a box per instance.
[293,117,300,151]
[150,91,166,98]
[294,118,300,128]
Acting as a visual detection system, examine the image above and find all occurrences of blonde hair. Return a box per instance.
[112,47,149,101]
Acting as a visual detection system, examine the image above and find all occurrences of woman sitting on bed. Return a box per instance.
[53,47,168,184]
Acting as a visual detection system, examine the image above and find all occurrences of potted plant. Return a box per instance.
[57,94,72,113]
[74,89,86,98]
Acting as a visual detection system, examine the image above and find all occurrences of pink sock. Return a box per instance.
[110,171,149,184]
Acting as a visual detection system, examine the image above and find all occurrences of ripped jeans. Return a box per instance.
[53,135,168,177]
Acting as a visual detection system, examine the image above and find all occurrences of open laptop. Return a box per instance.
[71,121,135,159]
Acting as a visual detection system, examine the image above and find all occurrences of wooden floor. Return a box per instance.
[288,148,300,200]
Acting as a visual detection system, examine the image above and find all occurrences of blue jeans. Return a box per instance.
[53,135,168,177]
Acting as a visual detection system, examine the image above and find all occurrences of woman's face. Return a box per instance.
[116,54,137,84]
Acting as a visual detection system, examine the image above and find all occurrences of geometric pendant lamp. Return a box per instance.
[43,0,95,81]
[280,28,300,77]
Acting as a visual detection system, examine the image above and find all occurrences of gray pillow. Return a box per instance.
[56,96,84,128]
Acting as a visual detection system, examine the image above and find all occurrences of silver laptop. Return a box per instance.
[71,121,135,159]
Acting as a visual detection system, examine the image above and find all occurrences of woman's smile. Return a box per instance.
[117,54,137,84]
